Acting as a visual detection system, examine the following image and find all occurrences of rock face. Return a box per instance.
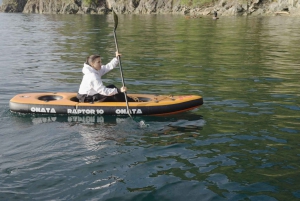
[1,0,300,16]
[0,0,28,12]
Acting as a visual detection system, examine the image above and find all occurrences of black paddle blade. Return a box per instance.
[113,10,118,30]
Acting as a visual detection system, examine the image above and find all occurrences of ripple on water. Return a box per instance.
[1,13,300,200]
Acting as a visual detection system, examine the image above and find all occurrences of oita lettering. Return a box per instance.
[30,107,56,113]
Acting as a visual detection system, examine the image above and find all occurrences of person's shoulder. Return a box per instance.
[84,71,98,79]
[90,72,99,78]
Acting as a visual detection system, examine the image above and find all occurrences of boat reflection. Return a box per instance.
[11,112,204,126]
[11,112,205,133]
[10,111,205,150]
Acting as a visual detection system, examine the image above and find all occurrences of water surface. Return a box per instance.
[0,13,300,200]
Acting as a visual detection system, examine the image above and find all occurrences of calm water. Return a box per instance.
[0,13,300,200]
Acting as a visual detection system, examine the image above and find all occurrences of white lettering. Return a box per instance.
[67,109,97,115]
[96,109,104,114]
[116,109,127,114]
[116,108,142,115]
[30,107,56,114]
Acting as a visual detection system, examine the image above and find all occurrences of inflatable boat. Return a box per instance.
[9,92,203,116]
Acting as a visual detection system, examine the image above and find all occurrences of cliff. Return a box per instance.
[0,0,300,16]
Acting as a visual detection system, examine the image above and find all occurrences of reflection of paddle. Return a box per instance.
[112,10,132,118]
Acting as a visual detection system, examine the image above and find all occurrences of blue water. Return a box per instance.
[0,13,300,200]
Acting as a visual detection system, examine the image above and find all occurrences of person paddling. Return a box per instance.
[77,52,135,103]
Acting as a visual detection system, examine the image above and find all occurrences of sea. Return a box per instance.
[0,12,300,200]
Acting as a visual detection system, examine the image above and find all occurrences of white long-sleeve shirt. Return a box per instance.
[78,57,119,96]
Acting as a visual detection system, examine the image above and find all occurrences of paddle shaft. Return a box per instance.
[113,11,132,117]
[113,31,126,88]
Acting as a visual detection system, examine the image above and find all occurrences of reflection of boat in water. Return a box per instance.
[11,111,205,129]
[10,112,205,149]
[9,92,203,116]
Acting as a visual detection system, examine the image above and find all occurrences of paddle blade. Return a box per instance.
[113,10,118,30]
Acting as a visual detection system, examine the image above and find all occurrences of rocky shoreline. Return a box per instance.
[1,0,300,16]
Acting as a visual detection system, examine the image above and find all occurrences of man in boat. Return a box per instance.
[77,52,135,103]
